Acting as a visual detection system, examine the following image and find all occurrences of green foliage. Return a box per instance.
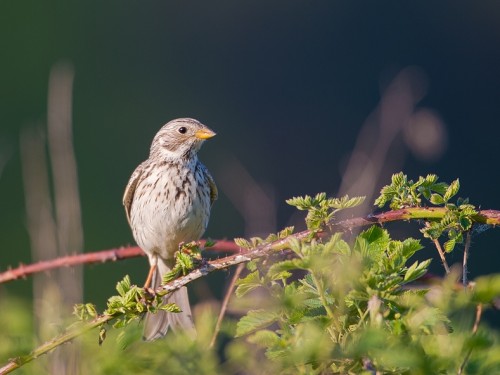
[235,226,295,250]
[376,173,478,253]
[5,173,500,374]
[234,225,447,373]
[163,241,203,283]
[228,177,500,374]
[375,173,451,209]
[74,275,180,344]
[287,193,364,230]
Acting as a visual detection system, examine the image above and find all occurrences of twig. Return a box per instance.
[457,303,483,375]
[432,237,451,274]
[463,231,472,287]
[0,314,113,375]
[0,240,239,284]
[210,263,245,348]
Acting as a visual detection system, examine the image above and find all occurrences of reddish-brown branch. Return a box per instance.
[2,208,499,285]
[0,240,240,284]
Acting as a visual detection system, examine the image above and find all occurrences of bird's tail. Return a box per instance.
[143,258,196,341]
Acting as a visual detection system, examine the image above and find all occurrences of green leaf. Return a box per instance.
[235,271,263,298]
[429,194,445,205]
[247,329,280,347]
[459,216,472,231]
[247,260,258,272]
[443,179,460,202]
[234,237,252,249]
[236,310,279,337]
[116,275,131,297]
[160,302,181,313]
[404,259,431,283]
[278,226,294,238]
[443,239,456,253]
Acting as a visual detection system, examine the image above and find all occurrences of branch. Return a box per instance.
[2,208,499,286]
[0,314,112,375]
[0,240,239,284]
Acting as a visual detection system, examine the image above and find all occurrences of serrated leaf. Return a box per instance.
[116,275,131,297]
[431,182,448,195]
[443,179,460,201]
[236,309,278,337]
[234,237,252,249]
[247,260,258,272]
[401,238,423,258]
[286,195,312,210]
[176,252,194,272]
[247,329,280,347]
[404,259,431,282]
[356,226,390,258]
[235,271,263,298]
[392,172,406,186]
[443,239,456,253]
[459,216,472,230]
[340,195,365,209]
[429,194,445,205]
[424,174,439,185]
[160,302,181,313]
[278,226,294,238]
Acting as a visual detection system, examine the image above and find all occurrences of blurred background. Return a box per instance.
[1,1,500,372]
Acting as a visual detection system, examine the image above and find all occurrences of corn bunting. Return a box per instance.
[123,118,217,340]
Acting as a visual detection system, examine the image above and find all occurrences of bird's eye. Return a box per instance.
[178,127,187,134]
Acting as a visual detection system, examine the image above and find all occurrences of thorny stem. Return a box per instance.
[0,241,240,284]
[0,314,113,375]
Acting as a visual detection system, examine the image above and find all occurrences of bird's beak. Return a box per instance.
[195,128,216,140]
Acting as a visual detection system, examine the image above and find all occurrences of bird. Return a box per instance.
[123,118,217,341]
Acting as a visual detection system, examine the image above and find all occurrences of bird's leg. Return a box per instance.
[143,255,158,289]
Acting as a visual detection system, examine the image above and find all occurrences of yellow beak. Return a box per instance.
[195,128,216,140]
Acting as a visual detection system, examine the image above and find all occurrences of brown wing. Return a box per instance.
[207,171,218,207]
[200,164,217,206]
[122,161,146,226]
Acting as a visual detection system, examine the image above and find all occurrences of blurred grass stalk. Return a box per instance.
[20,62,83,375]
[337,66,447,216]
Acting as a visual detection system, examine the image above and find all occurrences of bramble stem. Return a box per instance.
[0,315,113,375]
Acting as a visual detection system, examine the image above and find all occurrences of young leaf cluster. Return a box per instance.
[376,173,478,253]
[74,275,180,344]
[234,226,295,250]
[163,241,203,283]
[286,193,364,230]
[421,198,478,252]
[375,173,457,209]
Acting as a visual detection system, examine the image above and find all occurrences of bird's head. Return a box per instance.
[150,118,216,160]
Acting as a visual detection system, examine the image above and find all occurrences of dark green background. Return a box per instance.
[1,2,500,310]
